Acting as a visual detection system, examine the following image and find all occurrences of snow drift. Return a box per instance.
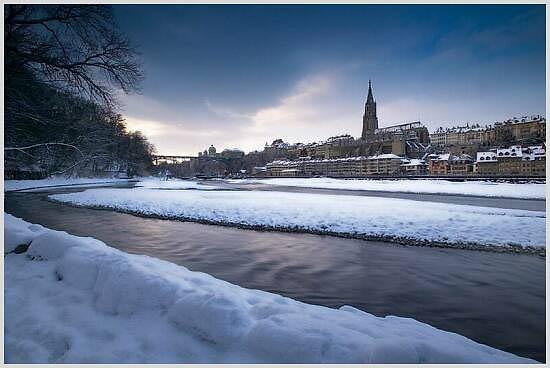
[4,213,535,363]
[50,188,545,248]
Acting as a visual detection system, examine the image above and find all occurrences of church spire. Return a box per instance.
[362,80,378,140]
[367,79,374,103]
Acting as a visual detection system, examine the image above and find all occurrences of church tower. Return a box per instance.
[361,80,378,140]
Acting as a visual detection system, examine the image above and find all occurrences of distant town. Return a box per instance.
[154,81,545,179]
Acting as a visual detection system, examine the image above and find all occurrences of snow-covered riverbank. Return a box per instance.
[228,178,546,199]
[135,177,222,190]
[4,213,536,364]
[4,177,133,192]
[50,187,545,249]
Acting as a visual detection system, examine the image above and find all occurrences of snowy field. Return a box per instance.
[228,178,546,199]
[4,177,132,192]
[4,213,536,364]
[50,187,545,248]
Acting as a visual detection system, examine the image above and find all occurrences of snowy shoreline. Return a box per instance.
[4,213,537,363]
[47,198,545,256]
[227,178,546,199]
[4,177,134,192]
[49,187,546,251]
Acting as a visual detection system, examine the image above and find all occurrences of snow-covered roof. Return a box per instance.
[496,115,545,126]
[401,159,427,167]
[522,145,545,161]
[496,145,522,158]
[526,145,545,156]
[476,152,497,163]
[266,154,408,168]
[431,153,450,162]
[450,154,473,163]
[369,154,403,160]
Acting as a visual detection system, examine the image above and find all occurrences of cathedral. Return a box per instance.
[361,80,378,139]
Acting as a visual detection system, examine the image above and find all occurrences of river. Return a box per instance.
[4,184,546,362]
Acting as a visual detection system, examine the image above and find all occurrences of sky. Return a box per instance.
[113,5,546,156]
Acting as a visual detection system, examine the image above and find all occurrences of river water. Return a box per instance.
[4,185,546,362]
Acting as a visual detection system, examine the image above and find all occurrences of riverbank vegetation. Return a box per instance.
[5,5,154,179]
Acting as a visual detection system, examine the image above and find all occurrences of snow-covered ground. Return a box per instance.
[228,178,546,199]
[4,213,536,364]
[50,187,545,248]
[4,177,132,192]
[135,178,222,190]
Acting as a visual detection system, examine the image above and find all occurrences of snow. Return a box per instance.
[4,177,132,192]
[477,152,498,162]
[227,177,546,199]
[135,178,222,190]
[50,187,545,248]
[431,153,450,161]
[4,213,536,363]
[401,159,426,167]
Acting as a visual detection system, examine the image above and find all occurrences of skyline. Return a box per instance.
[114,4,546,155]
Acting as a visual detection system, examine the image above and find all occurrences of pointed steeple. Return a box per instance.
[367,80,374,103]
[362,79,378,140]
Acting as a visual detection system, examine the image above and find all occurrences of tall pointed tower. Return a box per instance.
[361,80,378,140]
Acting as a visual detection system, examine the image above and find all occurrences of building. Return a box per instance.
[208,145,217,156]
[522,145,546,176]
[366,154,404,175]
[493,115,545,145]
[401,159,428,175]
[495,145,523,175]
[430,115,546,150]
[427,153,450,175]
[448,154,474,175]
[266,159,302,177]
[221,148,245,159]
[265,154,405,177]
[474,145,545,176]
[262,81,430,160]
[361,80,378,139]
[475,151,498,175]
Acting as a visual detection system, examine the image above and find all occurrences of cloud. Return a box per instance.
[204,99,252,121]
[199,71,359,150]
[124,115,227,155]
[125,116,172,138]
[121,69,371,154]
[249,73,333,133]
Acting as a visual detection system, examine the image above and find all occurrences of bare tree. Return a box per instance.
[5,4,143,106]
[4,5,152,178]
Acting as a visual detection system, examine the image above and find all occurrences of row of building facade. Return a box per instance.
[264,144,546,177]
